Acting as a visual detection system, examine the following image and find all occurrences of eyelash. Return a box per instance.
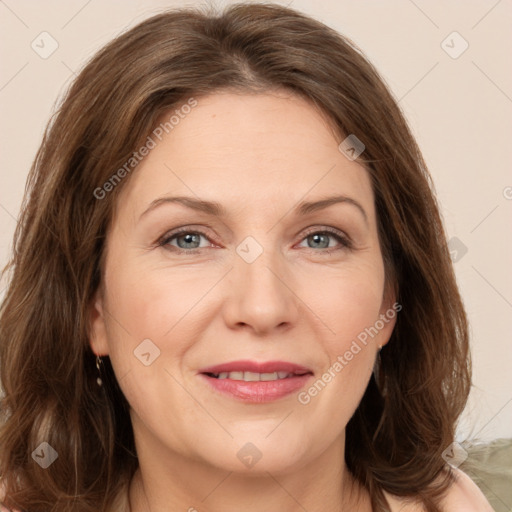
[157,226,352,255]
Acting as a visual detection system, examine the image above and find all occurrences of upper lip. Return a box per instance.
[199,360,313,375]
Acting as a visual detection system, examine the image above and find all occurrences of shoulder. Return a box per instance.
[439,467,494,511]
[383,467,493,511]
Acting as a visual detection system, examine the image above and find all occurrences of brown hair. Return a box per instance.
[0,3,471,511]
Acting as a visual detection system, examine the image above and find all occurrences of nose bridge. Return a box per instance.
[224,234,298,333]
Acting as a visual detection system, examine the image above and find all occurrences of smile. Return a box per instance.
[208,371,303,381]
[198,360,313,403]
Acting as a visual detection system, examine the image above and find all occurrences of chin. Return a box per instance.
[191,432,315,475]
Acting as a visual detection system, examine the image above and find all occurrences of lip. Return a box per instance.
[198,360,313,403]
[199,360,312,375]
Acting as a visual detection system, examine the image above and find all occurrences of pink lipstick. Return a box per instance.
[198,360,313,403]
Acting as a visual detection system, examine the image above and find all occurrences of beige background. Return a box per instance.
[0,0,511,442]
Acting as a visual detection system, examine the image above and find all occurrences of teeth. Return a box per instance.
[260,372,278,381]
[212,371,295,381]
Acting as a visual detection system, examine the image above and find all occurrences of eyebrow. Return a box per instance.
[139,194,368,224]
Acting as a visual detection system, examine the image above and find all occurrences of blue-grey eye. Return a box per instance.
[174,232,203,249]
[307,233,331,249]
[299,231,347,250]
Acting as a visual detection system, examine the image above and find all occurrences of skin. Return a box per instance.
[88,90,491,512]
[89,90,391,511]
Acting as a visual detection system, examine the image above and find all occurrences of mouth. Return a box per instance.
[198,360,314,403]
[205,370,309,381]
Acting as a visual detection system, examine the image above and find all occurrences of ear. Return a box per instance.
[88,286,110,356]
[377,279,399,349]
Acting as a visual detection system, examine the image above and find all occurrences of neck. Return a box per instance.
[127,424,370,512]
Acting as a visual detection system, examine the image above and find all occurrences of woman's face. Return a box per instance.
[89,90,396,475]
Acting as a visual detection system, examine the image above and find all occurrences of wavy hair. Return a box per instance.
[0,3,470,511]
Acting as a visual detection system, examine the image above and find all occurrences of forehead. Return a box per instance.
[115,91,375,223]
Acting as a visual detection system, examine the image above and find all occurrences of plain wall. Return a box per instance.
[0,0,511,442]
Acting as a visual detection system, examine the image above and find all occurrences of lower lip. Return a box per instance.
[200,374,313,403]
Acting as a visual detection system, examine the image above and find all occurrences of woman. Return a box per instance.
[0,3,493,511]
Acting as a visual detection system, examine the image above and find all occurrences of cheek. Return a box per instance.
[103,254,219,349]
[303,259,386,351]
[295,261,384,410]
[100,254,226,420]
[100,260,209,444]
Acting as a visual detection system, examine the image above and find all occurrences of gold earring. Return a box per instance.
[96,355,103,387]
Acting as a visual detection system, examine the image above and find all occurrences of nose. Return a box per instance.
[222,246,300,336]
